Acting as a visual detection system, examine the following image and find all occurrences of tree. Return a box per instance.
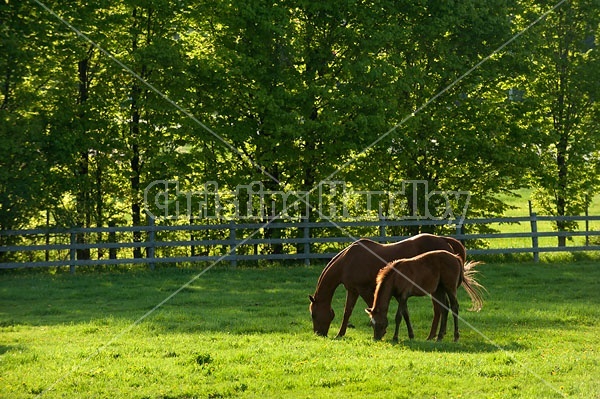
[0,1,58,234]
[190,1,405,205]
[525,0,600,246]
[345,0,537,235]
[113,0,193,257]
[4,0,599,261]
[30,1,122,259]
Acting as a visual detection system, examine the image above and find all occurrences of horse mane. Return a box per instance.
[316,238,379,287]
[370,259,403,312]
[376,260,398,286]
[315,245,347,287]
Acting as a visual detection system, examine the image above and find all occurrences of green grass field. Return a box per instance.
[1,260,599,398]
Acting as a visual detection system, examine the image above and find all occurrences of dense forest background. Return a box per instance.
[1,1,599,253]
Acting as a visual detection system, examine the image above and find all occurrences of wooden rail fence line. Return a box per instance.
[2,214,600,272]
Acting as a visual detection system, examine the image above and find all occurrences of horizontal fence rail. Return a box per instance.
[2,214,600,272]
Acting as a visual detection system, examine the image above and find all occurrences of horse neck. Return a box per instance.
[372,272,394,313]
[313,258,344,303]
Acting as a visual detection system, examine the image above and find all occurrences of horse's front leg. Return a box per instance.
[399,297,414,339]
[336,289,359,338]
[359,289,375,311]
[392,300,403,342]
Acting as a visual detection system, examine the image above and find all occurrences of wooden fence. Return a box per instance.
[2,213,600,272]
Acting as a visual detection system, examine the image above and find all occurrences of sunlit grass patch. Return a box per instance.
[1,262,599,398]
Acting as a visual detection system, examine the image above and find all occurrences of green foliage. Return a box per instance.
[1,0,599,241]
[523,1,600,225]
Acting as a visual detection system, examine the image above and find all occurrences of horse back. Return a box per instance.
[441,236,466,264]
[325,235,464,288]
[389,250,463,295]
[387,234,463,261]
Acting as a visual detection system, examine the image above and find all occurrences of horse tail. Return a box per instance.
[461,261,486,312]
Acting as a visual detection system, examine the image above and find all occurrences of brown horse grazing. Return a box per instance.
[308,233,467,338]
[365,250,485,342]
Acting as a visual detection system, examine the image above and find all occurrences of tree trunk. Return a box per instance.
[130,8,143,258]
[76,53,92,260]
[95,160,104,259]
[130,108,143,259]
[554,8,571,248]
[556,134,568,247]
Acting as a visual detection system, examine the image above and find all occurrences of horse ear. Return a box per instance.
[309,295,315,303]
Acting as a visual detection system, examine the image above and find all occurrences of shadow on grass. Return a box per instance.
[1,263,599,338]
[0,266,318,337]
[393,338,528,354]
[0,344,21,355]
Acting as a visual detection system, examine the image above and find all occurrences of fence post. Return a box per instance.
[108,221,117,259]
[303,216,310,266]
[229,220,237,268]
[529,201,539,262]
[190,216,196,257]
[379,214,386,241]
[69,230,76,274]
[585,200,590,246]
[147,216,156,270]
[45,211,50,263]
[455,224,464,244]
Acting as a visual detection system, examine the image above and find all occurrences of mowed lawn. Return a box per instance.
[1,260,599,399]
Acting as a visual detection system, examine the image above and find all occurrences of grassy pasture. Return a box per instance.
[1,260,599,399]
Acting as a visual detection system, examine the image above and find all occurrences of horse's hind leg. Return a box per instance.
[447,290,460,342]
[428,287,448,340]
[437,292,450,341]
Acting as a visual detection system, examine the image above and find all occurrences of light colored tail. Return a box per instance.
[462,261,486,311]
